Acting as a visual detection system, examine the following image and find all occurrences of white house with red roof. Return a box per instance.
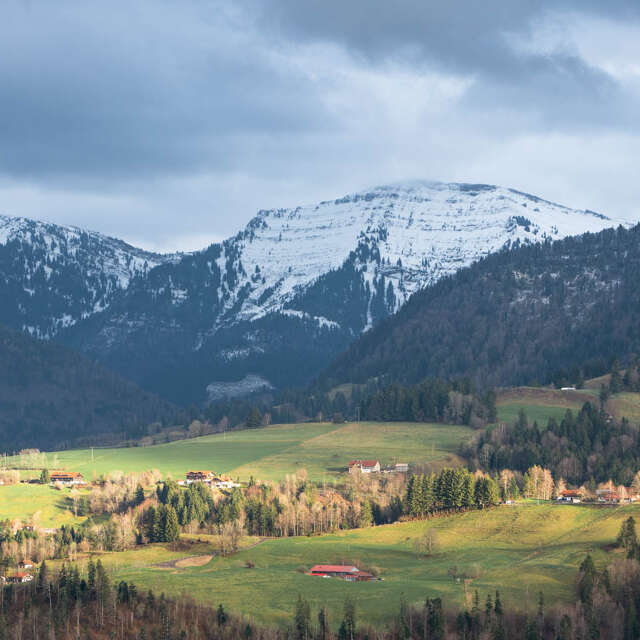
[348,460,380,474]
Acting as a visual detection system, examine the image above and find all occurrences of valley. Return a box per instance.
[96,502,636,626]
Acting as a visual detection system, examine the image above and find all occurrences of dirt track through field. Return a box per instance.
[154,555,213,569]
[152,538,270,569]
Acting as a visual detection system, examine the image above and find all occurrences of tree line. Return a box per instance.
[405,469,499,518]
[470,401,640,485]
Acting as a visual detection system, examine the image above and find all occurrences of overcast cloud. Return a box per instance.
[0,0,638,251]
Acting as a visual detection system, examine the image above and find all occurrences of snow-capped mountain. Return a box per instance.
[0,214,173,336]
[57,181,619,404]
[197,181,614,328]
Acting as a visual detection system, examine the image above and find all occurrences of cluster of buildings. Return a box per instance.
[308,564,376,582]
[1,561,35,584]
[348,460,408,474]
[557,487,640,505]
[179,470,240,489]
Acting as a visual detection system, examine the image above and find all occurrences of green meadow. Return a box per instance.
[91,502,636,627]
[0,483,84,527]
[32,421,473,483]
[496,387,598,426]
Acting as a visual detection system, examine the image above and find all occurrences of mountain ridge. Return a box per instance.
[321,223,640,391]
[0,181,622,404]
[0,213,178,337]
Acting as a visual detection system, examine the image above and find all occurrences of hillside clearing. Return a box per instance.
[28,421,473,483]
[92,503,637,627]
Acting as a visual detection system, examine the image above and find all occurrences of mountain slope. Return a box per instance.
[321,224,640,390]
[0,214,173,337]
[0,324,176,450]
[59,181,618,403]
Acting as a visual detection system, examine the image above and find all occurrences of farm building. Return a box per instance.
[597,490,620,504]
[180,472,240,489]
[557,489,581,504]
[213,477,240,489]
[7,572,33,584]
[348,460,381,474]
[185,470,215,484]
[309,565,375,581]
[383,463,409,474]
[50,471,84,486]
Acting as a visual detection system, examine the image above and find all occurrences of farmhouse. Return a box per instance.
[180,471,240,489]
[50,471,84,486]
[348,460,381,474]
[18,560,34,570]
[7,572,33,584]
[213,477,240,489]
[185,470,215,484]
[309,565,375,581]
[557,489,581,504]
[597,490,620,504]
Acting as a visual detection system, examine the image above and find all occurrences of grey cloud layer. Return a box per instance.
[0,2,331,178]
[247,0,639,129]
[0,0,638,249]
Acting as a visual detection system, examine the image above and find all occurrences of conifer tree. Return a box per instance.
[359,500,373,528]
[318,606,329,640]
[294,594,311,640]
[342,597,356,640]
[163,505,180,542]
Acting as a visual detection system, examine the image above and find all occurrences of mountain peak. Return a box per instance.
[0,213,173,336]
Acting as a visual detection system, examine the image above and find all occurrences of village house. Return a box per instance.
[18,560,34,570]
[7,572,33,584]
[557,489,581,504]
[50,471,84,486]
[180,471,240,489]
[213,477,240,489]
[348,460,381,474]
[596,489,620,504]
[309,565,375,581]
[184,470,215,484]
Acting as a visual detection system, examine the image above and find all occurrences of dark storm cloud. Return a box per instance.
[244,0,640,130]
[245,0,639,74]
[0,1,332,179]
[0,0,638,249]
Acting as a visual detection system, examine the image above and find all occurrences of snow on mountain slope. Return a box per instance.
[207,181,616,328]
[0,214,174,336]
[59,181,621,404]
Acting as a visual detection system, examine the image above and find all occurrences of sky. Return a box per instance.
[0,1,639,252]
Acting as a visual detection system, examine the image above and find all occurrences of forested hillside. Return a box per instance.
[322,225,640,390]
[0,325,177,450]
[55,182,614,403]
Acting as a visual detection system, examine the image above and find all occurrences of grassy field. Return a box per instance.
[496,387,598,426]
[496,385,640,427]
[87,502,635,627]
[27,421,472,483]
[609,392,640,423]
[0,483,85,527]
